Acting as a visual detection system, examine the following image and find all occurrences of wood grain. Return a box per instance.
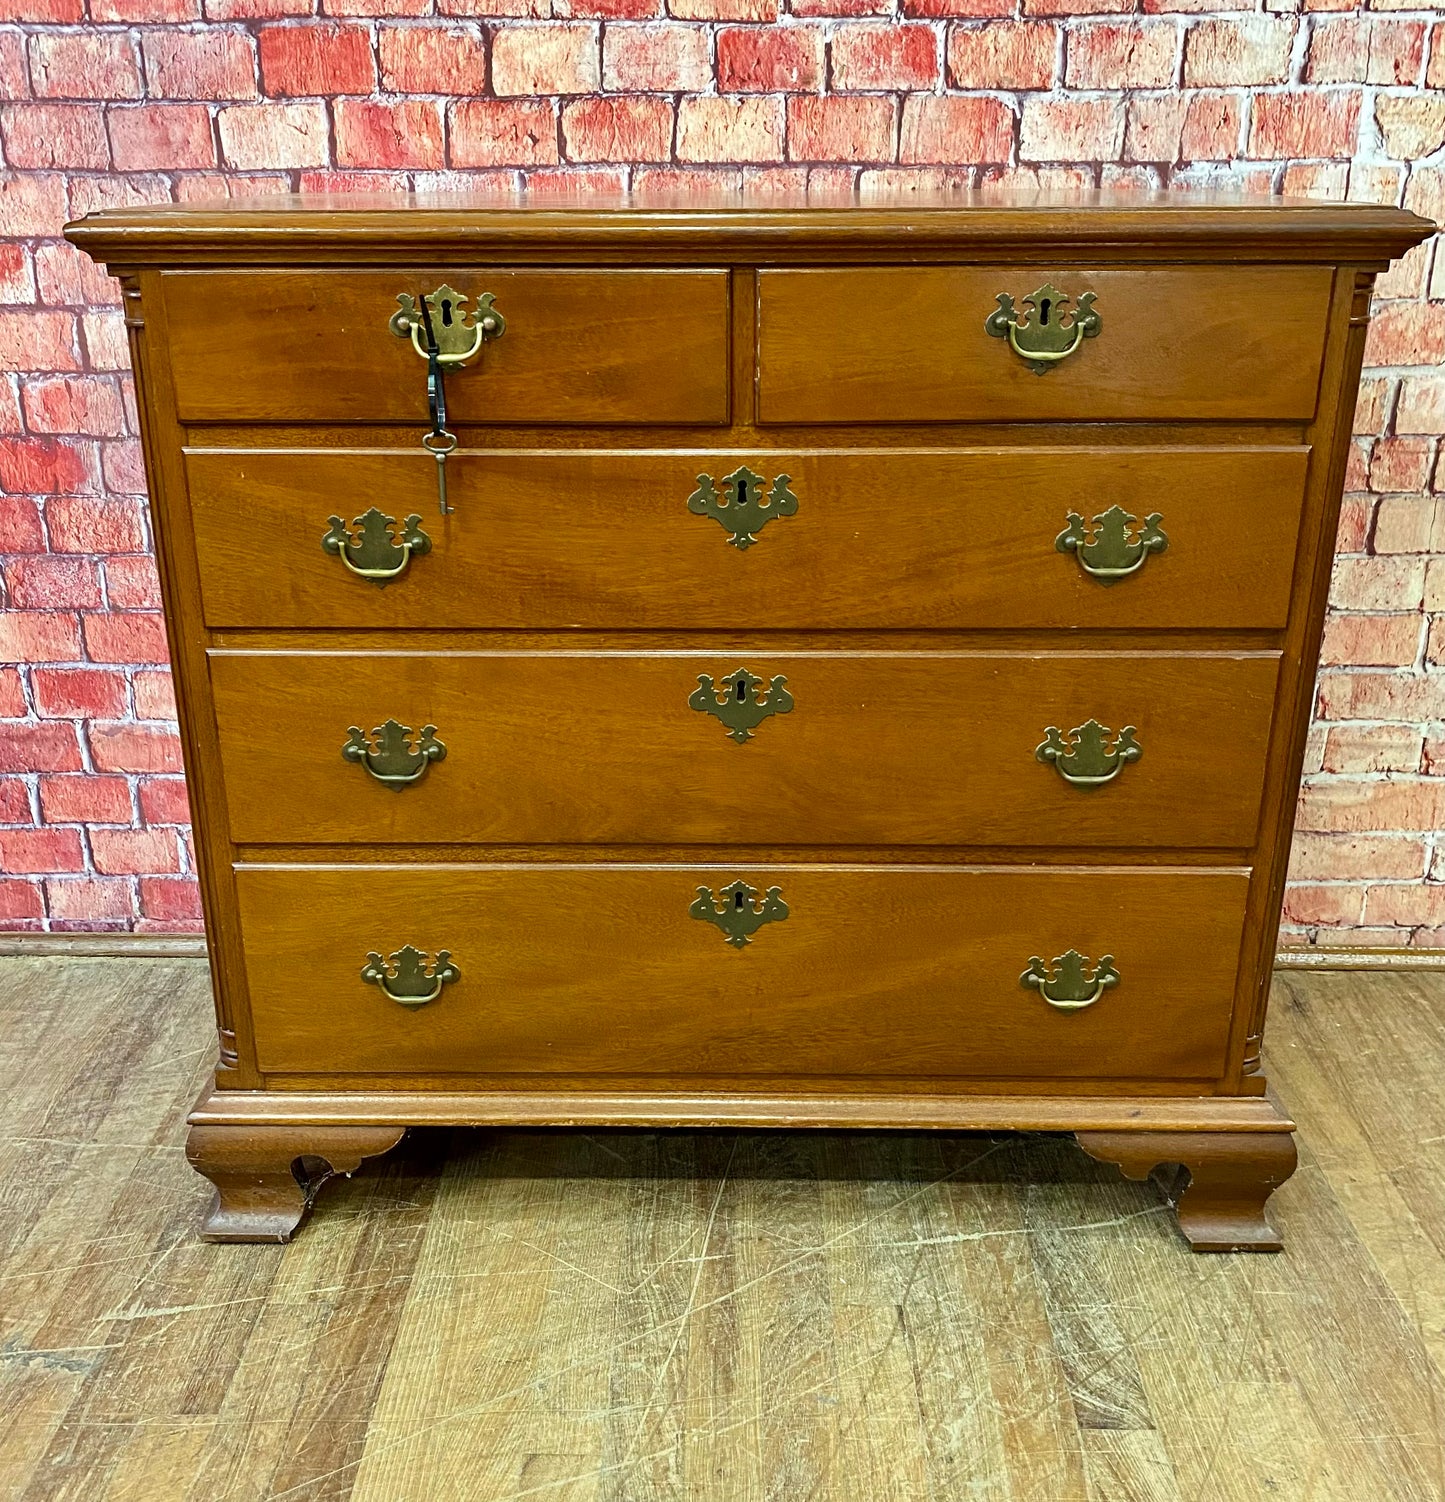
[758,266,1334,422]
[6,956,1445,1500]
[185,446,1311,631]
[210,649,1281,848]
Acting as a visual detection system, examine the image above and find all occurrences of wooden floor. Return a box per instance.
[3,961,1445,1502]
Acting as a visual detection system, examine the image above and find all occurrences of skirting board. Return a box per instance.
[1,932,1444,971]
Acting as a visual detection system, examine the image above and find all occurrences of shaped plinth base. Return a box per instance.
[185,1122,407,1243]
[1075,1129,1298,1253]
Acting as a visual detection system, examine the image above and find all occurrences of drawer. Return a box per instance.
[186,446,1309,631]
[758,267,1334,423]
[161,269,731,425]
[236,863,1248,1081]
[211,649,1279,848]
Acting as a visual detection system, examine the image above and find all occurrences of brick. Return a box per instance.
[1378,242,1428,301]
[1020,96,1124,162]
[138,775,190,825]
[1369,437,1433,495]
[108,104,217,170]
[1349,162,1405,206]
[1298,778,1445,835]
[678,95,783,162]
[259,23,376,95]
[493,25,600,95]
[92,826,181,875]
[948,21,1056,89]
[562,95,673,161]
[1022,0,1114,13]
[670,0,774,17]
[205,0,313,13]
[1329,555,1424,612]
[334,99,444,169]
[0,247,32,306]
[29,33,142,99]
[103,555,163,611]
[217,102,328,168]
[0,311,80,373]
[1397,376,1445,434]
[1184,16,1294,86]
[1375,95,1445,161]
[81,312,130,372]
[831,23,938,90]
[0,668,24,717]
[0,0,82,18]
[1282,883,1364,927]
[1308,18,1426,85]
[36,241,124,312]
[133,669,176,720]
[0,826,83,873]
[0,879,43,920]
[450,99,559,166]
[1432,26,1445,88]
[1364,885,1445,928]
[1354,378,1391,437]
[45,877,135,921]
[327,0,428,14]
[1288,831,1427,882]
[717,25,822,91]
[0,104,109,169]
[21,376,125,437]
[0,175,68,238]
[0,377,19,434]
[603,24,708,90]
[0,720,81,771]
[786,95,894,163]
[1124,94,1187,162]
[88,721,182,773]
[1248,90,1361,160]
[0,435,94,493]
[1319,612,1421,667]
[40,773,132,824]
[32,665,125,718]
[1374,494,1439,554]
[0,32,22,101]
[0,613,81,668]
[6,558,101,612]
[1322,723,1424,774]
[299,169,410,193]
[46,497,146,554]
[0,777,28,822]
[378,23,488,92]
[526,166,627,195]
[899,95,1012,165]
[102,441,147,497]
[1066,22,1178,88]
[139,875,202,920]
[1317,670,1445,723]
[142,30,258,99]
[68,173,173,218]
[94,0,198,17]
[82,612,169,665]
[635,166,744,194]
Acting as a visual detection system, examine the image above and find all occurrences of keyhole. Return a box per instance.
[1038,298,1052,325]
[734,890,746,910]
[735,678,747,702]
[440,298,454,327]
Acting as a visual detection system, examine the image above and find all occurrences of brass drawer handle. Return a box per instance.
[389,284,504,368]
[1022,949,1118,1012]
[323,508,431,585]
[687,465,798,549]
[985,282,1100,375]
[362,945,459,1008]
[343,719,446,788]
[1057,505,1167,582]
[691,880,789,948]
[1036,719,1139,787]
[689,668,794,743]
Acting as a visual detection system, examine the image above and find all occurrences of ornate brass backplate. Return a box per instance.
[689,668,794,743]
[690,880,789,948]
[687,466,798,549]
[343,719,446,788]
[1057,505,1167,583]
[361,945,459,1008]
[985,283,1101,374]
[389,285,505,366]
[1036,719,1140,788]
[1021,949,1118,1012]
[322,508,431,585]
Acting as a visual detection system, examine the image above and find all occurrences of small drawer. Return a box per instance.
[236,863,1248,1082]
[757,267,1334,423]
[161,269,731,425]
[186,446,1309,631]
[210,648,1279,849]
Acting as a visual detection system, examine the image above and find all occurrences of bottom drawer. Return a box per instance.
[237,865,1249,1084]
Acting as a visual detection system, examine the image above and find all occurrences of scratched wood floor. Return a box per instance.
[3,960,1445,1501]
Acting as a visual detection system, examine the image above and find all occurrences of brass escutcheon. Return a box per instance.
[1036,719,1140,788]
[689,668,794,744]
[389,285,505,367]
[687,466,798,549]
[690,880,789,948]
[361,945,459,1008]
[322,508,431,585]
[1057,505,1167,583]
[985,283,1100,375]
[1021,950,1118,1012]
[343,719,446,788]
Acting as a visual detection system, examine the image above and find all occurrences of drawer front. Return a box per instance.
[758,267,1333,423]
[237,864,1248,1081]
[162,270,731,425]
[211,650,1279,848]
[187,447,1309,631]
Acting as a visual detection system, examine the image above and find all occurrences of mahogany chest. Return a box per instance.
[68,190,1432,1250]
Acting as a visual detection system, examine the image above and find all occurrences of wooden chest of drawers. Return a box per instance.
[68,190,1431,1252]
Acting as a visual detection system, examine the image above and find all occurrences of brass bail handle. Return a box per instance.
[985,283,1100,375]
[389,284,505,368]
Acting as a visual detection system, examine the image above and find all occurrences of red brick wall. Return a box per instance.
[0,6,1441,942]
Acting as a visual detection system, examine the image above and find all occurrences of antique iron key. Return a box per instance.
[417,292,457,516]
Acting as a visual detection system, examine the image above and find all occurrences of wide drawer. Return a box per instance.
[187,446,1309,631]
[758,267,1333,423]
[161,269,731,425]
[236,863,1248,1081]
[210,649,1279,848]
